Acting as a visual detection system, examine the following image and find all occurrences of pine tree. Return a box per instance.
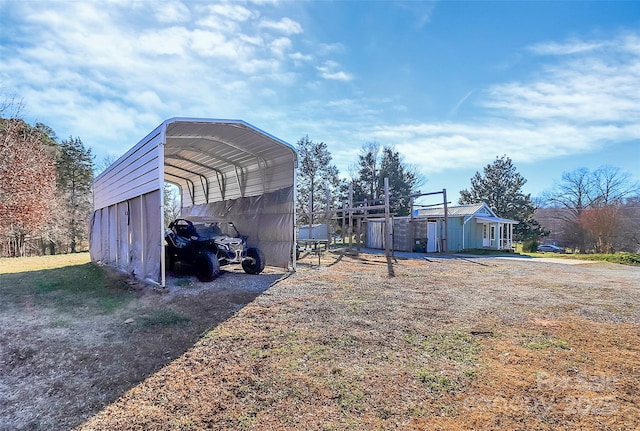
[296,136,341,225]
[459,155,545,241]
[56,136,94,252]
[352,144,420,216]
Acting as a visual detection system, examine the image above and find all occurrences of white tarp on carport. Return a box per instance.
[89,118,297,286]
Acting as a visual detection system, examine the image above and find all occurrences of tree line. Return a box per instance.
[297,140,639,253]
[538,166,640,253]
[1,108,93,257]
[295,137,422,227]
[2,103,637,257]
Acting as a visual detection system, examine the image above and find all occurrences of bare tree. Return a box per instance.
[164,183,182,226]
[590,166,639,206]
[543,166,639,253]
[94,153,119,177]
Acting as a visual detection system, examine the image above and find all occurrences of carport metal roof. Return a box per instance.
[162,118,298,206]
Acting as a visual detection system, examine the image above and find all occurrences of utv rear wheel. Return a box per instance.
[242,248,265,274]
[195,251,220,282]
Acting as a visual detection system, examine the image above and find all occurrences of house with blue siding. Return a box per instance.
[415,203,518,251]
[365,202,518,253]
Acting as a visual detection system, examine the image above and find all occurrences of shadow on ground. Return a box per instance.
[0,263,284,430]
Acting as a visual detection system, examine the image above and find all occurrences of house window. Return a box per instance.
[490,226,495,241]
[483,224,487,239]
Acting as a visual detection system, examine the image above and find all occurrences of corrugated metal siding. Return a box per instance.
[93,131,163,211]
[417,203,488,218]
[89,190,162,283]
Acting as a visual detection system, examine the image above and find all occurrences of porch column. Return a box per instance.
[509,224,513,248]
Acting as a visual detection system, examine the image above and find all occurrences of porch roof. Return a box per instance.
[475,215,519,224]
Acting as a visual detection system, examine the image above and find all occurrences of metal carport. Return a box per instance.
[89,118,298,286]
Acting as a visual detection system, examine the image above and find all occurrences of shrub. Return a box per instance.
[522,240,538,253]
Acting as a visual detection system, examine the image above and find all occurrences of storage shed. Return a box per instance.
[89,118,298,286]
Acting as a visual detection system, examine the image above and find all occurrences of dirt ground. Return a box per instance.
[2,252,639,430]
[0,257,285,430]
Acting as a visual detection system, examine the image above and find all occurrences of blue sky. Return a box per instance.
[1,0,639,203]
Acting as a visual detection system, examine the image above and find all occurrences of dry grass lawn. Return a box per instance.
[70,252,639,431]
[1,252,638,430]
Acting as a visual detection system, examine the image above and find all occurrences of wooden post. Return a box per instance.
[308,192,313,242]
[384,177,391,259]
[442,188,448,253]
[409,195,415,253]
[325,188,331,245]
[348,183,353,251]
[342,200,346,245]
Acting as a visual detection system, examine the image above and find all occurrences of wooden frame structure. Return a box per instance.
[299,179,449,261]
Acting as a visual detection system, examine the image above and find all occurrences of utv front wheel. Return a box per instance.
[195,251,220,282]
[242,248,265,274]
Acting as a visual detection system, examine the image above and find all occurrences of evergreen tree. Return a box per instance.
[354,142,381,202]
[56,136,94,252]
[459,155,545,241]
[352,143,421,216]
[378,147,418,216]
[296,136,341,225]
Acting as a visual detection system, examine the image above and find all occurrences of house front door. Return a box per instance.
[482,224,490,247]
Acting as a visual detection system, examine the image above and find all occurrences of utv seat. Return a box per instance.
[171,219,199,239]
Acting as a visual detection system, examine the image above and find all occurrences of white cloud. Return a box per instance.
[154,1,191,23]
[290,52,313,62]
[0,1,318,157]
[202,3,255,22]
[448,90,475,118]
[3,0,636,186]
[270,37,292,58]
[316,61,353,81]
[137,26,191,56]
[296,33,640,178]
[528,40,605,56]
[396,1,437,28]
[316,42,345,55]
[195,4,255,33]
[258,17,303,35]
[484,38,640,124]
[367,120,640,174]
